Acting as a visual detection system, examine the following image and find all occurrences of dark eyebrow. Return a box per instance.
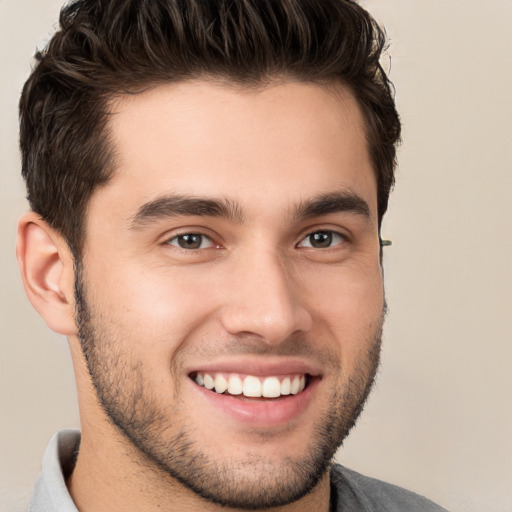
[130,190,371,229]
[294,191,371,222]
[130,194,245,229]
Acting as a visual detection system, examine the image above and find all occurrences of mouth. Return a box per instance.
[190,372,312,400]
[187,361,322,426]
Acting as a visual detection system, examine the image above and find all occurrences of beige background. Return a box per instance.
[1,1,511,511]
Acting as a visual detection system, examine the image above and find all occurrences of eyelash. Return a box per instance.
[165,229,348,251]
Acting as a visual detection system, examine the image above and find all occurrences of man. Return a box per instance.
[16,0,448,510]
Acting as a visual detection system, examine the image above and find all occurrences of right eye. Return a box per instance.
[166,233,215,250]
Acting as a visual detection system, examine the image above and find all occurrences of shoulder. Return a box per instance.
[329,464,450,512]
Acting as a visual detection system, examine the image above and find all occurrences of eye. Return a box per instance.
[167,233,215,250]
[297,230,346,249]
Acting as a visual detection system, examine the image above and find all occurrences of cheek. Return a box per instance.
[302,262,383,362]
[86,261,218,349]
[304,260,384,322]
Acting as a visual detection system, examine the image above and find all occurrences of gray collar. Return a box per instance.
[29,429,80,512]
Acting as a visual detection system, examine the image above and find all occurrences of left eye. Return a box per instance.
[167,233,215,250]
[297,230,346,249]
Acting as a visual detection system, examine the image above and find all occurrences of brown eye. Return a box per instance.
[298,230,345,249]
[168,233,214,250]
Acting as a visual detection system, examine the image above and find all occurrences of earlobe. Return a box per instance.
[16,212,77,336]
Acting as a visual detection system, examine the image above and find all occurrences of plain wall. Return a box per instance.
[1,1,511,511]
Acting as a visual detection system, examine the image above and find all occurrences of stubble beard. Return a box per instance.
[74,263,383,510]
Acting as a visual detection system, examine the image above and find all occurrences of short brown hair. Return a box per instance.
[19,0,401,257]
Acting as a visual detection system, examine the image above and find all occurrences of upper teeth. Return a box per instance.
[194,373,307,398]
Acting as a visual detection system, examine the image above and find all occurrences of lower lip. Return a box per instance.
[192,378,319,427]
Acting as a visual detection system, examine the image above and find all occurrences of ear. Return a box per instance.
[16,212,77,336]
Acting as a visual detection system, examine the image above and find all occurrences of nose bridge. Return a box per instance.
[220,244,312,343]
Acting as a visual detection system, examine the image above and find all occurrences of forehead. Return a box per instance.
[94,80,376,223]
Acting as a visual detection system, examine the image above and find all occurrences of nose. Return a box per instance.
[219,249,313,345]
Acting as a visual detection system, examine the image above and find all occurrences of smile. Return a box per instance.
[192,372,308,398]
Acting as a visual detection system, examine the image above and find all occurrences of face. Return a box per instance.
[75,80,384,509]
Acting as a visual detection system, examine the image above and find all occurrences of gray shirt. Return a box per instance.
[29,430,449,511]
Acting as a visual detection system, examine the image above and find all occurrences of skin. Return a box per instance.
[17,80,384,512]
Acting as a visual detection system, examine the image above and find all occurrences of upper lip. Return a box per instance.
[186,357,323,378]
